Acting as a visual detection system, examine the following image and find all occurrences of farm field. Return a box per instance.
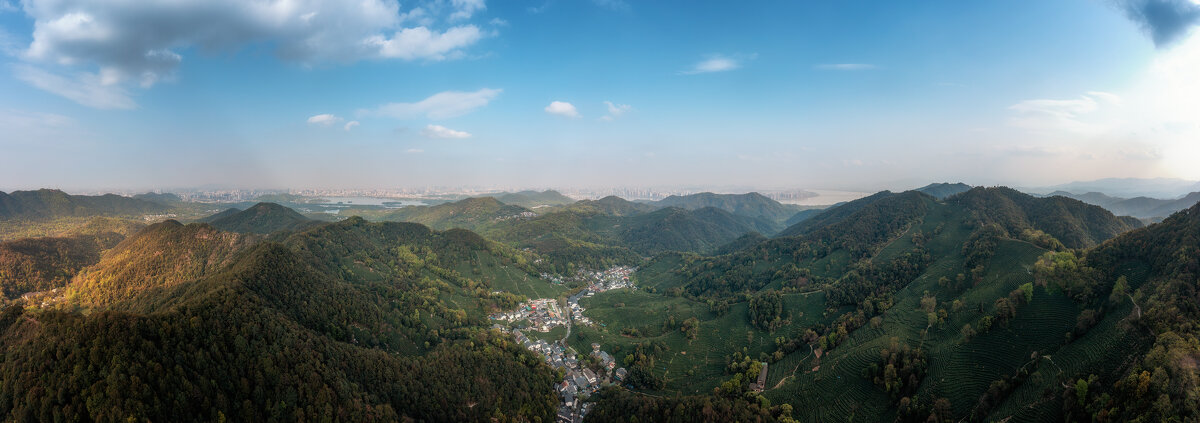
[456,251,568,299]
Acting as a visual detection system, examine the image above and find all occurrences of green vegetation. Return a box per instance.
[915,182,973,199]
[0,217,565,421]
[0,232,123,299]
[655,192,800,226]
[480,190,576,207]
[204,202,316,235]
[0,189,167,220]
[0,184,1191,422]
[380,196,531,232]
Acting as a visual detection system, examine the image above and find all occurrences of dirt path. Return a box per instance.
[770,344,814,390]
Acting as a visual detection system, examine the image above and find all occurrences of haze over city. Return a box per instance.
[3,0,1200,192]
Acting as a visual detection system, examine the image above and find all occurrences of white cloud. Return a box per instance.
[545,101,580,118]
[1004,33,1200,179]
[367,25,484,60]
[307,113,343,126]
[681,54,749,74]
[14,0,493,108]
[13,64,135,110]
[599,101,630,121]
[344,121,360,131]
[421,124,471,139]
[815,63,877,71]
[1007,92,1120,135]
[449,0,486,21]
[405,148,425,153]
[369,88,501,120]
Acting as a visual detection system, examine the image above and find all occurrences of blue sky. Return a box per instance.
[1,0,1199,191]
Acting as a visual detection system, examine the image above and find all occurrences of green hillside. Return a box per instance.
[0,184,1188,423]
[595,186,1152,422]
[65,220,260,308]
[381,196,532,231]
[557,195,657,216]
[0,233,124,300]
[481,190,576,207]
[486,206,773,272]
[206,202,315,234]
[776,190,898,238]
[654,192,799,224]
[916,182,973,199]
[0,217,566,422]
[0,189,168,220]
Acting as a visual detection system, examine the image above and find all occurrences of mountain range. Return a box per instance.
[2,184,1199,422]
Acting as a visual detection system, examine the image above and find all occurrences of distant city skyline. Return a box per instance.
[3,0,1200,190]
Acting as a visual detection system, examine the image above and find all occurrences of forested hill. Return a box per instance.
[1050,190,1200,220]
[557,195,657,216]
[0,232,124,300]
[776,190,897,238]
[0,189,167,220]
[615,185,1157,422]
[480,190,576,207]
[486,206,775,272]
[206,202,315,234]
[653,192,799,223]
[381,196,531,231]
[197,207,241,223]
[0,217,561,422]
[949,186,1141,249]
[1057,200,1200,420]
[66,220,260,308]
[916,182,972,199]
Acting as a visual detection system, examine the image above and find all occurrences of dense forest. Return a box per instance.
[0,186,1197,422]
[0,216,563,421]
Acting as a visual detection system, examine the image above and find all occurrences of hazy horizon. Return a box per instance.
[4,0,1200,190]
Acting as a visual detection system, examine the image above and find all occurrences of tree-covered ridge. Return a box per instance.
[1052,190,1200,220]
[0,232,123,300]
[480,189,577,207]
[1,217,564,422]
[381,196,532,231]
[0,189,167,220]
[664,191,932,297]
[66,220,260,308]
[206,202,316,235]
[485,206,775,272]
[654,191,800,224]
[949,186,1141,249]
[555,195,657,216]
[775,190,897,238]
[1055,201,1200,421]
[916,182,973,199]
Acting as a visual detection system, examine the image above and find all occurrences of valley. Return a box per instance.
[0,185,1197,422]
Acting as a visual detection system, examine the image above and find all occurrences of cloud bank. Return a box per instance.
[1113,0,1200,46]
[14,0,493,107]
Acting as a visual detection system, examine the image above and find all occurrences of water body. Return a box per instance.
[318,197,428,207]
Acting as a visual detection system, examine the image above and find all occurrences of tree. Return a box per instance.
[1109,275,1129,305]
[681,317,700,340]
[960,324,976,341]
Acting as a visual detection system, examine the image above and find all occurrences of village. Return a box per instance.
[489,266,639,422]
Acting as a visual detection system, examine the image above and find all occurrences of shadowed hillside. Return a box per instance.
[0,189,167,220]
[206,202,315,235]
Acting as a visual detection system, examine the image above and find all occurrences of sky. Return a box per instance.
[1,0,1200,192]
